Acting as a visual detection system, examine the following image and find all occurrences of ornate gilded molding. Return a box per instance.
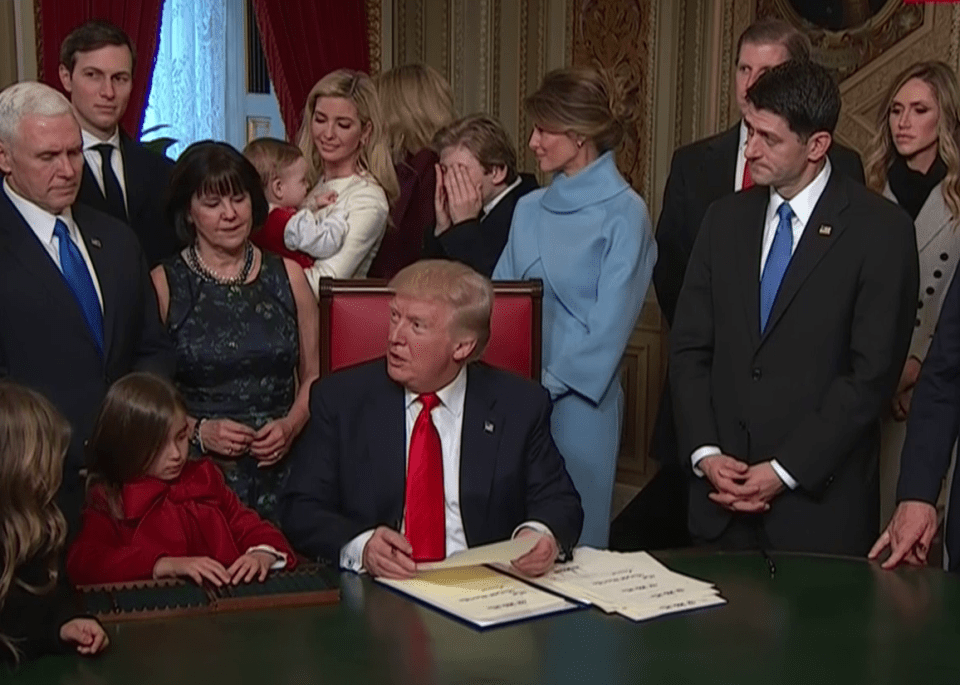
[491,0,501,118]
[518,0,530,170]
[757,0,922,80]
[366,0,382,76]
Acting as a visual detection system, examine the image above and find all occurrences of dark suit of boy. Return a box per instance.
[422,173,539,277]
[76,130,179,266]
[670,170,918,555]
[279,359,583,563]
[0,190,175,525]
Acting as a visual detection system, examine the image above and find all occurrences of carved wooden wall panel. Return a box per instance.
[568,0,655,199]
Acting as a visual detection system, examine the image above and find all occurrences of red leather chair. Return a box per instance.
[319,278,542,380]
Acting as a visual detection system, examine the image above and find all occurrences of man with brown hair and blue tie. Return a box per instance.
[280,260,582,578]
[0,81,173,530]
[58,20,179,266]
[670,60,918,556]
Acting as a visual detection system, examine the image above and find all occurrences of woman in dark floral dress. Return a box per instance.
[151,141,319,521]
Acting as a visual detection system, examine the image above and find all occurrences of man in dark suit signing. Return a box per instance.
[422,115,538,277]
[0,81,174,527]
[280,260,583,578]
[670,60,918,556]
[58,20,179,266]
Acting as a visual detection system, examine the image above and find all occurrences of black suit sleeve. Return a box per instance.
[653,149,692,327]
[896,266,960,504]
[279,382,368,562]
[522,390,584,553]
[668,202,721,463]
[774,208,918,493]
[131,251,175,377]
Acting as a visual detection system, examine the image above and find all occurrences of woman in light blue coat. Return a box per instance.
[493,67,657,547]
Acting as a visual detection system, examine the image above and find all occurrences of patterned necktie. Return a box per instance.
[93,143,128,221]
[53,219,104,356]
[404,392,445,562]
[742,159,754,190]
[759,202,794,333]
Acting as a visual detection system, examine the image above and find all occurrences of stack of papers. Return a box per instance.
[497,547,725,622]
[377,565,579,628]
[375,540,725,628]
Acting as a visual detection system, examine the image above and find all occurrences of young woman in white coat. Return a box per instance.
[866,61,960,525]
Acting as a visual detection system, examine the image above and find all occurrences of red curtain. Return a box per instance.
[252,0,370,141]
[36,0,164,136]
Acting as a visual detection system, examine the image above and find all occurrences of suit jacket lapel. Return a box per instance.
[737,188,768,350]
[80,160,108,209]
[73,205,116,360]
[705,125,740,202]
[119,131,144,218]
[0,192,103,359]
[914,183,952,253]
[760,173,849,343]
[459,365,504,546]
[370,365,408,527]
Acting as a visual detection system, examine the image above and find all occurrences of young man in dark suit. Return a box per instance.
[670,60,918,556]
[58,20,179,266]
[422,115,538,277]
[280,260,582,578]
[625,19,866,552]
[0,82,174,528]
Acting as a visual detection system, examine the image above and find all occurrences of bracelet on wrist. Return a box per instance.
[190,418,207,453]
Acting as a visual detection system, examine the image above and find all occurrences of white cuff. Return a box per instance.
[245,545,289,570]
[339,529,376,574]
[511,521,555,541]
[690,445,722,477]
[770,460,798,490]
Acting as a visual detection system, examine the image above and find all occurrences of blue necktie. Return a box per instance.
[53,219,104,356]
[759,202,794,333]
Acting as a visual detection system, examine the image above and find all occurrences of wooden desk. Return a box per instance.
[6,551,960,684]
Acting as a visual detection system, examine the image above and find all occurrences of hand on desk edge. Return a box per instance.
[868,500,938,569]
[511,528,559,577]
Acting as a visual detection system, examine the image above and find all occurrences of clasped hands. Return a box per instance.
[198,417,295,467]
[700,455,784,513]
[362,526,558,580]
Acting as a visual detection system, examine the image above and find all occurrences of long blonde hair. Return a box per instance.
[0,382,69,664]
[865,61,960,220]
[296,69,399,204]
[377,63,457,163]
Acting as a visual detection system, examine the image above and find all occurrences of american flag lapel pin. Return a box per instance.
[818,224,832,237]
[484,420,495,434]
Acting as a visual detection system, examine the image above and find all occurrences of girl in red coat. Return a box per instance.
[67,373,297,587]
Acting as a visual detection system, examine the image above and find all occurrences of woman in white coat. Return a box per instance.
[866,61,960,524]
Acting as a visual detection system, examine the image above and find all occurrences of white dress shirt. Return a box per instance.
[340,367,552,572]
[734,121,748,192]
[690,159,833,490]
[3,178,104,309]
[482,175,522,217]
[81,128,129,213]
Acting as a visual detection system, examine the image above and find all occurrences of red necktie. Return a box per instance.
[742,159,754,190]
[404,393,445,561]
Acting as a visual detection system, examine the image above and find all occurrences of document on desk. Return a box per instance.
[416,536,539,572]
[376,565,580,628]
[494,547,725,622]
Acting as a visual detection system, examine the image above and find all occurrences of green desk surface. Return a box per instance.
[5,551,960,685]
